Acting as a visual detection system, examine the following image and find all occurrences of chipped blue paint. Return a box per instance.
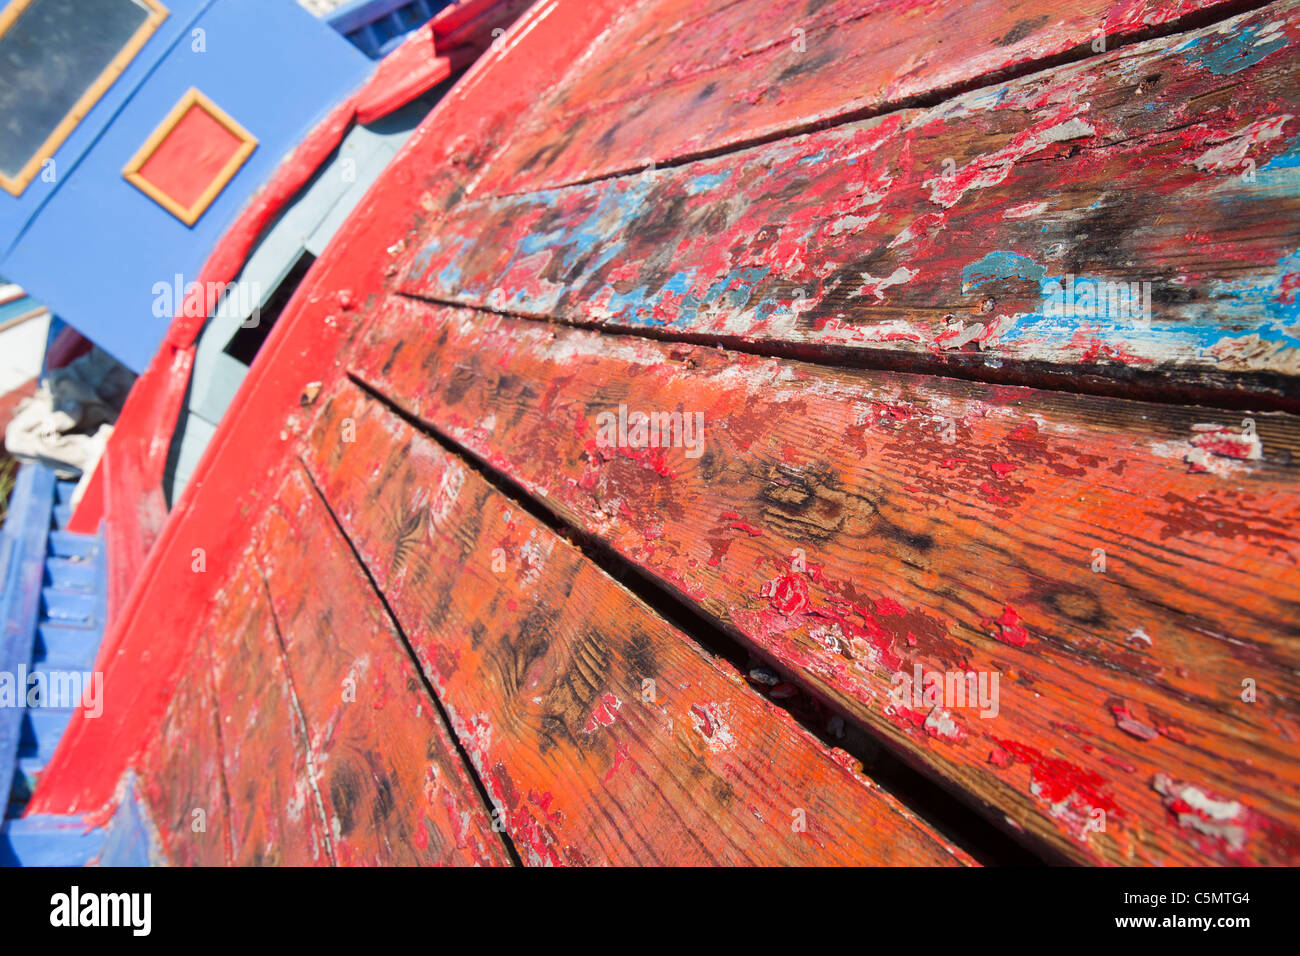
[961,251,1046,292]
[1181,25,1288,76]
[994,250,1300,364]
[1262,132,1300,171]
[686,172,730,194]
[408,240,440,280]
[663,271,697,295]
[1207,248,1300,328]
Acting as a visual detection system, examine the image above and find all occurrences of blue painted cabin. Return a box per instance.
[0,0,373,374]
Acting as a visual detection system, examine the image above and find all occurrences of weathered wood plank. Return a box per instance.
[402,2,1300,399]
[478,0,1244,194]
[253,466,512,866]
[348,296,1300,865]
[139,638,231,867]
[205,562,333,866]
[298,377,976,866]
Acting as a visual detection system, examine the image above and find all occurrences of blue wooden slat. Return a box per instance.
[19,710,73,762]
[329,0,451,58]
[45,555,95,593]
[40,588,96,625]
[47,531,95,560]
[33,623,101,669]
[0,815,106,867]
[327,0,422,35]
[0,464,56,814]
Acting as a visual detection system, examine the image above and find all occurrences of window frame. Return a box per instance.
[0,0,170,197]
[121,87,257,226]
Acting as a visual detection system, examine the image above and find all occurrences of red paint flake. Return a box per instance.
[729,520,763,536]
[764,572,810,616]
[988,746,1014,769]
[1190,428,1259,460]
[415,819,429,850]
[885,703,929,734]
[978,480,1012,504]
[583,693,622,733]
[1007,422,1038,443]
[990,461,1016,478]
[993,737,1124,818]
[829,748,860,773]
[1277,269,1300,305]
[940,457,967,469]
[981,605,1029,646]
[690,703,714,738]
[874,596,907,617]
[527,789,564,825]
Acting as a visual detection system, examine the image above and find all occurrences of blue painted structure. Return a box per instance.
[0,0,372,373]
[0,463,124,865]
[327,0,450,58]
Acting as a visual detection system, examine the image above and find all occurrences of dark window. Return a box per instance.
[223,252,317,366]
[0,0,166,192]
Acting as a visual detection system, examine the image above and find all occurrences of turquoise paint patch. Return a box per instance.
[1003,250,1300,356]
[1262,132,1300,171]
[1208,248,1300,331]
[1182,25,1287,76]
[961,251,1046,292]
[686,172,730,194]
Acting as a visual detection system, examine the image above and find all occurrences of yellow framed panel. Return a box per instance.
[0,0,169,197]
[122,87,258,226]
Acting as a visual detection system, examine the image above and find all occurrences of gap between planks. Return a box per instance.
[394,291,1300,417]
[294,455,528,867]
[342,371,1063,865]
[253,563,339,866]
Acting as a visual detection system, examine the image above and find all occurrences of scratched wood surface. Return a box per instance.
[296,377,975,866]
[139,638,232,867]
[401,2,1300,401]
[203,562,334,865]
[136,0,1300,866]
[475,0,1245,194]
[253,467,512,866]
[344,296,1300,865]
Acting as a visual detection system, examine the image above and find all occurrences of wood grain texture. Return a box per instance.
[139,638,231,867]
[476,0,1244,194]
[254,466,512,866]
[298,376,976,866]
[205,561,333,866]
[347,296,1300,865]
[401,2,1300,399]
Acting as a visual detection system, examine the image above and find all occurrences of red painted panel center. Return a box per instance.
[137,104,244,211]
